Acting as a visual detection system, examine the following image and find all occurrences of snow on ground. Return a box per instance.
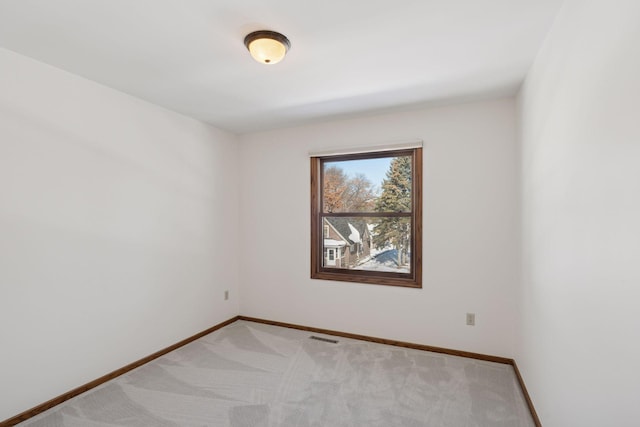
[357,248,409,273]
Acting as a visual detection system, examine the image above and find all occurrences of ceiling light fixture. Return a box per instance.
[244,30,291,65]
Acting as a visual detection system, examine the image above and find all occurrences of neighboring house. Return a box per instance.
[323,218,371,268]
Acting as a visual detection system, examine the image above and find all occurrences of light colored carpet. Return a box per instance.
[20,320,534,426]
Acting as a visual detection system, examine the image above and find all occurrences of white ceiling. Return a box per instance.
[0,0,564,134]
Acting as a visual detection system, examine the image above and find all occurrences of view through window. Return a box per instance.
[311,148,422,287]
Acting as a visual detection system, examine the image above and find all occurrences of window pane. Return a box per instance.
[322,216,411,273]
[323,155,412,213]
[312,148,421,287]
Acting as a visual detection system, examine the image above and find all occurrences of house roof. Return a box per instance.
[324,239,346,248]
[324,218,370,246]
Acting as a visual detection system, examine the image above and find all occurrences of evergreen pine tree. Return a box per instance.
[373,156,412,266]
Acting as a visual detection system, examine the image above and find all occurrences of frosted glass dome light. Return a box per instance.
[244,30,291,65]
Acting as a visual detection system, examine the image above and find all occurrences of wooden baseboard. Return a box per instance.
[3,315,541,427]
[1,316,240,426]
[239,315,512,364]
[238,315,541,426]
[512,359,542,426]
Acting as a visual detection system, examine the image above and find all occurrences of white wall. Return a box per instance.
[517,0,640,425]
[0,48,240,420]
[239,98,519,357]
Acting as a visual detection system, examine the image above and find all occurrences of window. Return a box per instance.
[311,147,422,287]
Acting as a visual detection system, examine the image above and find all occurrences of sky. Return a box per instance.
[325,157,393,193]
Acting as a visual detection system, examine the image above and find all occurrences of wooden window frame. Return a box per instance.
[310,148,422,288]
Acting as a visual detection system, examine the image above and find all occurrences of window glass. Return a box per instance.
[311,148,422,288]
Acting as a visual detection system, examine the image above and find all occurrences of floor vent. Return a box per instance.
[309,335,339,344]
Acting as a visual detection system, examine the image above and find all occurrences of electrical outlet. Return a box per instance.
[224,290,229,300]
[466,313,475,326]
